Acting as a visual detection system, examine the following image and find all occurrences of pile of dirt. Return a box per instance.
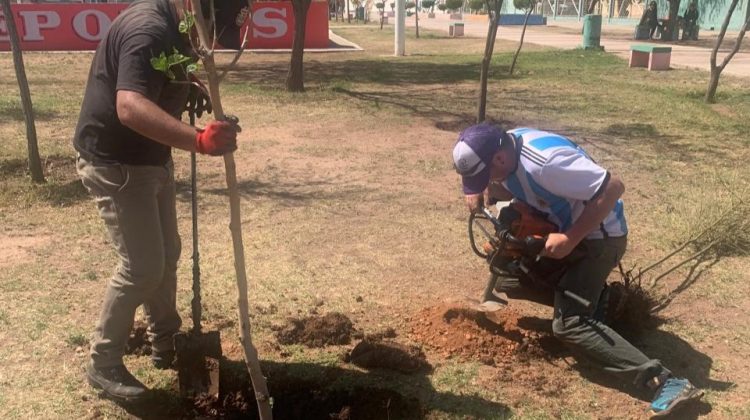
[407,305,562,366]
[345,339,431,374]
[125,321,151,356]
[276,312,355,348]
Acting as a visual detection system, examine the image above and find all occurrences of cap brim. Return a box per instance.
[462,166,490,195]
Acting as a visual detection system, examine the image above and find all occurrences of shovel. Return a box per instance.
[173,111,222,398]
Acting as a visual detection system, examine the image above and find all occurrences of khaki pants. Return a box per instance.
[77,155,182,369]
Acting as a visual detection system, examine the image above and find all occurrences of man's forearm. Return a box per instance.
[565,176,625,244]
[116,90,197,152]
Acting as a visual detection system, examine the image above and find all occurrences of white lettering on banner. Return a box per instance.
[72,10,112,41]
[18,11,61,41]
[252,7,287,39]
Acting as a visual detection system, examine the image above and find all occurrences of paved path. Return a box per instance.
[405,14,749,78]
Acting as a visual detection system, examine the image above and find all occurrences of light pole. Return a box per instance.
[395,0,405,55]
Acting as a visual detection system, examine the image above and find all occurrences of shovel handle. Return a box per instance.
[189,110,202,334]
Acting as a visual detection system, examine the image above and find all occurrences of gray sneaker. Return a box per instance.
[86,362,148,403]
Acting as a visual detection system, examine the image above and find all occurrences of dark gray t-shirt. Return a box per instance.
[74,0,190,166]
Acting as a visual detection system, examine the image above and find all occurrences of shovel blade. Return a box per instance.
[174,331,222,398]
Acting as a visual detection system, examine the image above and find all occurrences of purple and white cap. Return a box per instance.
[452,124,507,195]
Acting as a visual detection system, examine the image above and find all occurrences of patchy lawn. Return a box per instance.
[0,22,748,419]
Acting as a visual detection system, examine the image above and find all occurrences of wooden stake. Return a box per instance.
[188,2,273,418]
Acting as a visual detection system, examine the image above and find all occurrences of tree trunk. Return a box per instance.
[347,0,351,22]
[509,5,533,75]
[415,4,420,38]
[587,0,599,14]
[380,8,384,29]
[705,70,721,103]
[287,0,312,92]
[664,0,680,41]
[188,2,272,419]
[477,0,503,123]
[1,0,45,184]
[705,0,748,102]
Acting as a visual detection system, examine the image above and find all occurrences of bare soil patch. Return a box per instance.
[275,312,355,348]
[407,304,565,366]
[0,232,50,268]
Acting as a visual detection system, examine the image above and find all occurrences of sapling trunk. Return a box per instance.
[477,0,503,123]
[188,1,273,419]
[705,0,749,102]
[509,5,533,76]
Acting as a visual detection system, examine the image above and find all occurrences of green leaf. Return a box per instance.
[179,12,195,34]
[151,48,198,80]
[149,51,169,73]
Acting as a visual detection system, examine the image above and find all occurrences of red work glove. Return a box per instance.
[195,120,238,156]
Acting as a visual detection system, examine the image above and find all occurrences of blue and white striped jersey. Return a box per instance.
[501,128,627,239]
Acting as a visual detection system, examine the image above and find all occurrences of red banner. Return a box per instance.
[0,2,329,51]
[248,1,329,49]
[0,4,125,51]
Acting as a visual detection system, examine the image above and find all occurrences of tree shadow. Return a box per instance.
[651,255,720,313]
[0,155,88,207]
[114,358,511,419]
[175,175,374,208]
[0,101,59,123]
[331,87,516,134]
[587,122,732,164]
[225,59,512,88]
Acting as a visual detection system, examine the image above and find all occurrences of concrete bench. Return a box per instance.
[629,44,671,71]
[449,22,464,37]
[498,14,547,25]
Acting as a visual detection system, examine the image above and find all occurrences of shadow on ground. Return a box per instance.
[518,313,727,418]
[176,175,375,207]
[114,359,510,419]
[225,59,512,88]
[0,101,58,123]
[0,155,87,207]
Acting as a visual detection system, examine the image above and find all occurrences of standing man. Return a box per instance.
[452,124,703,417]
[639,1,660,39]
[74,0,250,403]
[682,2,699,40]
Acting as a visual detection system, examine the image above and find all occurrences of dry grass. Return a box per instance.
[0,22,749,418]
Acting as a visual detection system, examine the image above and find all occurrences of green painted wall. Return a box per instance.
[531,0,748,31]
